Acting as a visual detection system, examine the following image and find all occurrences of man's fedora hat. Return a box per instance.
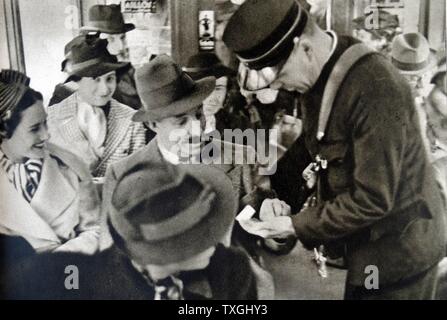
[391,33,436,75]
[0,70,30,121]
[65,36,130,82]
[133,55,215,122]
[183,52,236,81]
[109,161,237,265]
[81,4,135,34]
[223,0,308,70]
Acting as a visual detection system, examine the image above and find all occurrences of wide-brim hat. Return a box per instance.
[183,52,236,81]
[391,32,437,75]
[80,4,135,34]
[64,37,130,83]
[133,54,215,122]
[223,0,308,70]
[109,161,238,265]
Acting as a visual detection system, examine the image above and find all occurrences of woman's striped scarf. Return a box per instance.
[0,151,43,202]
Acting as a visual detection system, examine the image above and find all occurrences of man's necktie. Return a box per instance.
[153,276,185,300]
[137,266,185,300]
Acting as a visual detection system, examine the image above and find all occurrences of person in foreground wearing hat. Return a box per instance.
[352,9,401,57]
[0,69,100,256]
[100,55,291,262]
[1,162,260,300]
[224,0,446,299]
[47,36,146,179]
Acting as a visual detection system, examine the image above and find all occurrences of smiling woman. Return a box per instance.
[77,71,118,107]
[0,69,101,256]
[1,91,48,162]
[47,36,147,178]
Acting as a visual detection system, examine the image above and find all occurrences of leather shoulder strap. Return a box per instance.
[317,44,377,141]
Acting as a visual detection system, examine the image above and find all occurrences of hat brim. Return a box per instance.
[226,1,308,70]
[123,163,238,265]
[64,61,130,83]
[132,76,216,122]
[396,51,438,75]
[187,65,236,81]
[80,23,135,34]
[431,70,446,85]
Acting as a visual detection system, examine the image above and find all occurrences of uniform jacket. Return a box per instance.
[1,244,257,300]
[0,143,100,255]
[99,138,274,250]
[292,36,446,286]
[47,93,147,177]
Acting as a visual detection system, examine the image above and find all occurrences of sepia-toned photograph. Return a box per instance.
[0,0,446,304]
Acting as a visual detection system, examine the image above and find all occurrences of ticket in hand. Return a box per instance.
[236,205,256,222]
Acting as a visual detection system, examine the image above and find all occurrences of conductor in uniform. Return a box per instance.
[224,0,446,299]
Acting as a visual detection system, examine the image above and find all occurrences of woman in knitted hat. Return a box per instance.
[47,36,147,179]
[0,69,100,255]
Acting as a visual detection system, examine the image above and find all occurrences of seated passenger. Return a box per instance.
[426,48,447,220]
[47,36,146,178]
[0,70,100,255]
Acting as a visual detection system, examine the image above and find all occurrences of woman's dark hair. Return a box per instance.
[70,67,127,84]
[0,88,43,139]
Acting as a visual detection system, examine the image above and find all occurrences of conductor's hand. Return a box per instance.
[259,198,291,221]
[239,216,296,240]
